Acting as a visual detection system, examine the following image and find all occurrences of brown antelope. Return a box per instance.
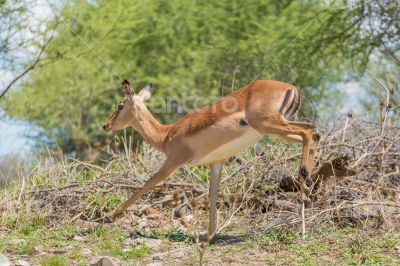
[103,79,317,242]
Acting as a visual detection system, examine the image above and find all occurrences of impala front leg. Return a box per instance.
[109,158,182,220]
[208,163,222,243]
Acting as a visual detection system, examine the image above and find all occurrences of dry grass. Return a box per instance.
[0,112,400,264]
[1,114,399,231]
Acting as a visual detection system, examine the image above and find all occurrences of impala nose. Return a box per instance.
[103,124,110,131]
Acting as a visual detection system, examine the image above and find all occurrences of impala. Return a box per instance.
[103,79,317,241]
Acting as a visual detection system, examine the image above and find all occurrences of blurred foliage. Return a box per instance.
[2,0,399,156]
[0,0,49,70]
[361,60,400,119]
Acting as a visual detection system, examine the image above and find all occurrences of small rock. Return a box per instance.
[90,256,120,266]
[248,250,257,255]
[0,253,10,266]
[129,230,146,239]
[9,239,24,245]
[73,235,85,242]
[15,260,30,266]
[30,246,44,256]
[143,239,162,251]
[122,247,131,253]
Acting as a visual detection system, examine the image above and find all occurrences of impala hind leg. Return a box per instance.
[208,163,222,243]
[272,133,315,175]
[253,120,314,200]
[109,158,182,220]
[288,121,315,190]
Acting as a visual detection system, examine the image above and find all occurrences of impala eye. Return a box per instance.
[117,104,123,111]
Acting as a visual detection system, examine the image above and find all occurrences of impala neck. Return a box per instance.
[130,104,171,153]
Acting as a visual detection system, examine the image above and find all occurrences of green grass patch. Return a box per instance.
[149,227,193,243]
[1,211,46,233]
[85,192,123,218]
[115,245,151,259]
[74,168,99,183]
[13,240,36,255]
[254,228,299,246]
[97,238,150,259]
[41,255,68,266]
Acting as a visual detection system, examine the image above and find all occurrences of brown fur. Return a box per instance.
[165,80,297,141]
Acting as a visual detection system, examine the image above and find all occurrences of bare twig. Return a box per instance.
[0,25,57,99]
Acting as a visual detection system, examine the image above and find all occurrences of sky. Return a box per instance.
[0,111,34,156]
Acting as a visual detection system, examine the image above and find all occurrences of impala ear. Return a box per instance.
[138,83,152,101]
[122,80,134,96]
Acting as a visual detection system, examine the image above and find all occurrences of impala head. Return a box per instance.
[103,80,152,132]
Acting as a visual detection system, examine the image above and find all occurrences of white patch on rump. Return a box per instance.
[193,128,261,165]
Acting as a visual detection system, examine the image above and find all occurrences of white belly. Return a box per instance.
[193,129,261,165]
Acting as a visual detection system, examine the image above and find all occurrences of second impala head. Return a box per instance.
[103,80,152,132]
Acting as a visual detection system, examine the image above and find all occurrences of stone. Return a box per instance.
[73,235,85,242]
[138,220,148,229]
[30,246,44,255]
[0,254,10,266]
[90,256,120,266]
[15,260,30,266]
[129,230,146,239]
[143,238,162,251]
[122,247,131,253]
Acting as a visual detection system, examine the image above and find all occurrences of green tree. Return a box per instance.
[2,0,398,157]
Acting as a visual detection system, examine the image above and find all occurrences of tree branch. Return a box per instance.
[0,33,54,99]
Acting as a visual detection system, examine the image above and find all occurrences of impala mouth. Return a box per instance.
[103,124,112,132]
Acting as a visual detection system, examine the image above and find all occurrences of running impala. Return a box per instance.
[103,79,317,241]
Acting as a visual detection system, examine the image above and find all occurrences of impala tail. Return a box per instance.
[280,87,301,120]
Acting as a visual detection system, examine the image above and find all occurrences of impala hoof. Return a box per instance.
[299,166,313,188]
[103,215,115,223]
[312,132,321,142]
[299,165,308,177]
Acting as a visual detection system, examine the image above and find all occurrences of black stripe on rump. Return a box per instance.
[285,89,300,118]
[280,89,293,113]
